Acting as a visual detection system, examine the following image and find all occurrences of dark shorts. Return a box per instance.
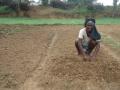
[75,39,100,55]
[83,40,100,54]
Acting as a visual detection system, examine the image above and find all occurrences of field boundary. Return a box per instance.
[0,18,120,25]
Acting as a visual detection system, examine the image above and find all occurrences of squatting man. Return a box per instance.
[75,19,101,61]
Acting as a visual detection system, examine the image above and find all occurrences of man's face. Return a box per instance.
[86,25,93,32]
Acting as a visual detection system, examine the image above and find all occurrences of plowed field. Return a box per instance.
[0,25,120,90]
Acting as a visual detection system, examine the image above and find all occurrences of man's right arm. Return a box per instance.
[78,38,89,60]
[78,38,87,57]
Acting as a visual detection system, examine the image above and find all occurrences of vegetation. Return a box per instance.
[50,0,104,14]
[0,6,14,13]
[0,0,119,18]
[112,0,119,17]
[0,0,30,16]
[102,33,120,48]
[46,0,119,18]
[0,17,120,25]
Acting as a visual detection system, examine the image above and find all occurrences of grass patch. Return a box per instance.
[102,33,120,48]
[0,18,84,25]
[102,33,120,56]
[0,17,120,25]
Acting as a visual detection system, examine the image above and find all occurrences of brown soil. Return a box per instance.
[98,25,120,56]
[0,25,120,90]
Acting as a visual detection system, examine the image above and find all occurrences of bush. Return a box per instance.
[0,0,30,12]
[87,4,104,13]
[0,0,11,6]
[42,0,48,6]
[50,1,71,9]
[0,6,14,14]
[9,2,29,11]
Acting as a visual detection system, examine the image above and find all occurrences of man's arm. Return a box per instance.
[90,41,100,59]
[78,39,88,59]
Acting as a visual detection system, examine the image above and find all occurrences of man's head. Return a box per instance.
[86,21,95,33]
[84,18,96,27]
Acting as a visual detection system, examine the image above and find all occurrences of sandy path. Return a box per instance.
[19,32,58,90]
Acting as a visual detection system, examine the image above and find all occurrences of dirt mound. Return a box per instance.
[28,6,79,18]
[0,25,120,90]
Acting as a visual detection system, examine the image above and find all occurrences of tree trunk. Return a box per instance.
[16,0,21,16]
[112,0,118,17]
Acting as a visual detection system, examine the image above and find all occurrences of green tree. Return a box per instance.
[12,0,30,16]
[42,0,48,5]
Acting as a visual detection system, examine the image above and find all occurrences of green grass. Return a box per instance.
[102,33,120,48]
[0,17,84,25]
[102,33,120,56]
[0,17,120,25]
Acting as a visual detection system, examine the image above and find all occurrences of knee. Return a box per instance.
[96,42,100,48]
[75,39,79,45]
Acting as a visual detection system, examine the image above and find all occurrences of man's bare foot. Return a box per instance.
[90,55,96,61]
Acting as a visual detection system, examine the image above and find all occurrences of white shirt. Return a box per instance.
[78,28,90,46]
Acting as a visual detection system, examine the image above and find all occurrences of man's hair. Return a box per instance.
[84,18,96,27]
[84,17,101,40]
[86,21,95,26]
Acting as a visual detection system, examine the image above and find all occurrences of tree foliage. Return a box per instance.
[0,0,30,16]
[42,0,49,6]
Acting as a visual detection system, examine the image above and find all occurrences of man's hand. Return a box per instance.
[89,43,100,60]
[89,54,96,61]
[83,54,90,61]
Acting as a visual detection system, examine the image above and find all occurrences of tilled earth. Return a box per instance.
[0,25,120,90]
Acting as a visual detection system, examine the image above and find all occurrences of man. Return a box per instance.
[75,21,101,61]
